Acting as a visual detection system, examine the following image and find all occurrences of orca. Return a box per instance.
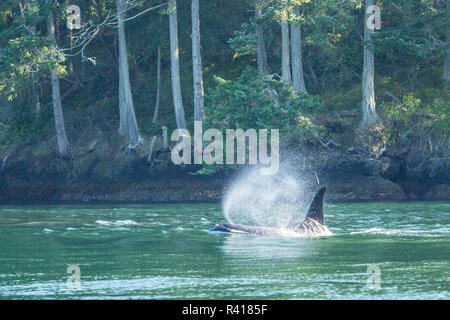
[210,187,328,236]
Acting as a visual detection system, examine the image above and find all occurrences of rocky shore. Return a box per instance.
[0,125,448,203]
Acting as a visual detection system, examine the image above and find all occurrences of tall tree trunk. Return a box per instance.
[255,4,268,75]
[116,0,141,146]
[81,58,87,83]
[31,74,40,113]
[118,64,127,135]
[192,0,205,121]
[69,29,74,74]
[148,46,162,163]
[361,0,379,125]
[280,0,291,82]
[444,0,450,83]
[80,0,87,82]
[290,5,306,93]
[47,12,70,156]
[169,0,187,130]
[31,25,40,114]
[162,126,169,150]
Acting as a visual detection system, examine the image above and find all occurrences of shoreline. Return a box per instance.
[0,198,449,206]
[1,132,448,204]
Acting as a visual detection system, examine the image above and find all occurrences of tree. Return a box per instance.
[0,1,74,151]
[192,0,205,121]
[371,0,447,89]
[290,3,306,93]
[148,45,162,163]
[168,0,187,130]
[444,0,450,83]
[18,1,40,113]
[116,0,141,148]
[47,10,70,156]
[255,1,269,75]
[149,2,163,163]
[361,0,379,125]
[280,0,291,82]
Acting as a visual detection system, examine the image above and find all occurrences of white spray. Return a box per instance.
[222,166,333,237]
[223,168,309,229]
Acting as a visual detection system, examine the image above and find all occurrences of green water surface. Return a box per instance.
[0,202,448,299]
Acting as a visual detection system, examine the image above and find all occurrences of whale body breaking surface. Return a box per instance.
[210,187,331,237]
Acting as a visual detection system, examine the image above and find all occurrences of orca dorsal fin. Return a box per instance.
[304,187,326,224]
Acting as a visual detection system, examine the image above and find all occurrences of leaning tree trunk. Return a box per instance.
[444,0,450,83]
[290,5,306,93]
[192,0,205,121]
[116,0,141,147]
[280,0,291,82]
[148,46,162,163]
[361,0,379,125]
[169,0,187,130]
[47,12,70,156]
[255,4,268,75]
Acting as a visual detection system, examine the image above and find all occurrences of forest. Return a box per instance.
[0,0,448,203]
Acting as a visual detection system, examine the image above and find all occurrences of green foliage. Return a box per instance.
[228,23,257,59]
[380,91,449,146]
[0,0,447,159]
[0,0,66,101]
[321,83,362,112]
[0,104,52,145]
[422,96,450,134]
[0,35,64,101]
[382,94,420,120]
[189,164,218,176]
[372,0,448,88]
[288,114,326,143]
[141,121,164,136]
[206,67,324,144]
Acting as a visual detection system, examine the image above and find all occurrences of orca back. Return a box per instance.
[302,187,326,225]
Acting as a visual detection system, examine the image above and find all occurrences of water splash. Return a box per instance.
[295,219,333,237]
[223,168,309,230]
[350,228,445,237]
[95,220,139,226]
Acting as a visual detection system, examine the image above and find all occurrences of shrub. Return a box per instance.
[205,67,324,144]
[380,92,449,147]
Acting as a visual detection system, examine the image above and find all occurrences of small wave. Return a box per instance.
[350,228,441,237]
[199,218,211,225]
[95,220,139,226]
[153,222,170,226]
[42,228,53,233]
[66,227,79,231]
